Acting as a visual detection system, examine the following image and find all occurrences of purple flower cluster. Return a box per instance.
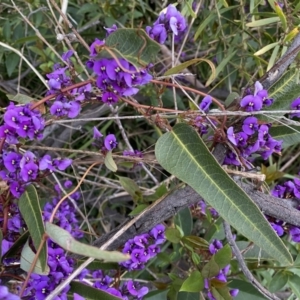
[271,178,300,243]
[46,50,92,119]
[240,81,273,112]
[146,4,187,44]
[192,199,219,218]
[205,240,239,300]
[90,224,165,299]
[224,82,282,165]
[0,149,71,198]
[0,102,45,144]
[93,127,118,152]
[86,31,152,104]
[120,224,165,271]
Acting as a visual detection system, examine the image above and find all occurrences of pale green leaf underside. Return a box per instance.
[269,126,300,148]
[155,123,292,265]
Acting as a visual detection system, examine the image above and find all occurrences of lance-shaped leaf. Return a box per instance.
[70,281,121,300]
[20,239,50,275]
[104,28,160,68]
[155,123,293,265]
[18,185,47,272]
[269,125,300,148]
[268,69,300,110]
[45,222,130,262]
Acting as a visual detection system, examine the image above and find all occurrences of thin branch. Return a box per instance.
[223,221,280,300]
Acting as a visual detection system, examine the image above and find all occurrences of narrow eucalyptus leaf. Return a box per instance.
[45,222,129,262]
[18,185,47,272]
[155,123,293,265]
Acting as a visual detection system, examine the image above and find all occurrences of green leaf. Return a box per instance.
[214,244,232,269]
[6,93,33,104]
[2,231,29,260]
[235,241,273,260]
[254,42,278,56]
[202,257,220,278]
[18,185,47,272]
[20,240,50,275]
[288,274,300,299]
[267,44,280,71]
[70,281,121,300]
[212,286,232,300]
[246,17,280,27]
[164,58,216,78]
[181,235,209,250]
[174,207,192,236]
[180,270,204,292]
[165,228,182,244]
[104,151,118,172]
[206,49,237,86]
[117,176,143,202]
[76,260,119,271]
[177,292,200,300]
[228,279,268,300]
[155,123,293,265]
[269,271,289,292]
[129,204,148,216]
[45,222,130,262]
[105,28,160,68]
[269,126,300,148]
[5,52,20,77]
[268,70,300,110]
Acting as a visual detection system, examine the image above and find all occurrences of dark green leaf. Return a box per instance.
[268,70,300,110]
[2,231,29,260]
[18,185,47,272]
[5,53,20,77]
[214,244,232,269]
[269,126,300,148]
[180,270,204,292]
[236,241,273,260]
[182,235,209,250]
[105,28,160,68]
[165,228,182,244]
[155,123,293,265]
[202,257,220,278]
[20,240,50,275]
[174,207,192,236]
[212,286,232,300]
[76,260,119,271]
[288,274,300,298]
[46,222,129,262]
[177,292,200,300]
[129,204,148,216]
[144,290,168,300]
[269,271,288,292]
[70,281,121,300]
[228,279,268,300]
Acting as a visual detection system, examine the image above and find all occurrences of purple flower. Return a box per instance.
[62,50,74,62]
[290,227,300,242]
[126,280,149,298]
[271,223,284,236]
[102,92,118,104]
[199,95,212,112]
[240,95,263,111]
[230,289,239,297]
[149,224,165,244]
[104,24,118,36]
[146,24,168,44]
[3,152,21,172]
[104,134,118,151]
[20,162,39,182]
[290,97,300,118]
[242,117,258,135]
[73,293,85,300]
[89,38,105,57]
[272,184,286,198]
[0,285,20,300]
[209,239,223,254]
[93,127,103,139]
[227,127,237,146]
